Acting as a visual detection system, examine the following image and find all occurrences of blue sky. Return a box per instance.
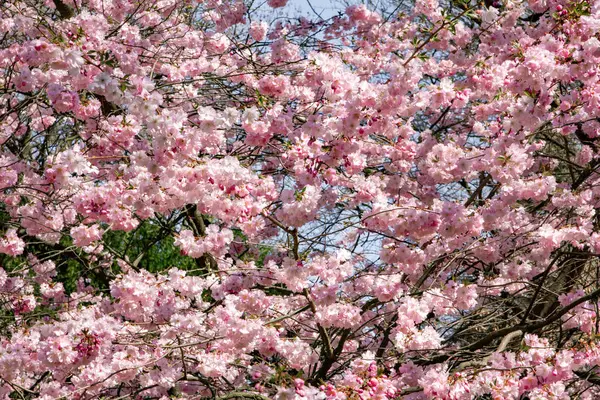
[286,0,341,18]
[257,0,343,20]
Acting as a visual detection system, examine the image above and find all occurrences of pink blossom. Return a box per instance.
[267,0,287,8]
[0,228,25,256]
[250,21,268,41]
[70,224,103,247]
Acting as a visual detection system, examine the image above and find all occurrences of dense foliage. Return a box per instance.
[2,0,600,398]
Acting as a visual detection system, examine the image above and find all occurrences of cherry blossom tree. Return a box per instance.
[1,0,600,398]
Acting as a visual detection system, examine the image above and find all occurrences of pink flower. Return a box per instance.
[47,84,80,113]
[0,228,25,256]
[249,21,268,41]
[418,367,449,398]
[14,68,34,92]
[267,0,287,8]
[70,225,103,247]
[270,39,300,64]
[258,75,290,98]
[314,303,362,329]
